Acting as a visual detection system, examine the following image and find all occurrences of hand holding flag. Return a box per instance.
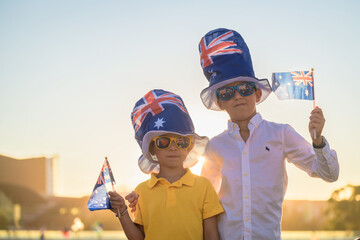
[108,191,129,218]
[309,107,325,146]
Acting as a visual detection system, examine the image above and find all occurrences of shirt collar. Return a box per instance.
[147,168,195,188]
[227,112,263,136]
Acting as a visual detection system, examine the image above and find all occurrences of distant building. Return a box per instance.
[0,154,57,229]
[0,154,57,196]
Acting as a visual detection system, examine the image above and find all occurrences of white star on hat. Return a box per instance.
[154,118,165,129]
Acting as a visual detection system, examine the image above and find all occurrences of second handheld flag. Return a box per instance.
[272,70,314,100]
[87,157,116,211]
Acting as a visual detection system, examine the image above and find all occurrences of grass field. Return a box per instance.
[0,230,359,240]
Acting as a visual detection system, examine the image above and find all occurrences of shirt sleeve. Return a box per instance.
[202,179,224,220]
[283,124,339,182]
[201,141,223,193]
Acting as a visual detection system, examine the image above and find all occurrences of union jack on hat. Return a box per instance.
[131,89,208,174]
[199,28,272,110]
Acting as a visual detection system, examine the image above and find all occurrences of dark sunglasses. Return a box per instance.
[216,82,256,101]
[152,136,191,150]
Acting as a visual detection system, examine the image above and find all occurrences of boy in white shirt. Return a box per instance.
[198,28,339,240]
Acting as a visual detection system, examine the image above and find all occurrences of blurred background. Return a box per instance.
[1,0,359,239]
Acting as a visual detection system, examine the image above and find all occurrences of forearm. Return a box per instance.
[118,212,144,240]
[203,216,220,240]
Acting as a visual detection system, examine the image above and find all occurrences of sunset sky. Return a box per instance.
[1,0,359,200]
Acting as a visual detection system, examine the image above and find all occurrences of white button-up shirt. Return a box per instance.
[201,113,339,240]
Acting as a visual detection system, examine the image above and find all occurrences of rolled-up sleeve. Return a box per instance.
[283,124,339,182]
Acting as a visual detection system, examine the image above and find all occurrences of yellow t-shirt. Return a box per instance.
[133,169,223,240]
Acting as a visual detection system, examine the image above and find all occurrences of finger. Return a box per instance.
[125,191,137,200]
[126,197,139,206]
[109,198,123,204]
[309,117,325,127]
[128,201,137,208]
[309,118,324,126]
[127,196,139,204]
[310,111,324,119]
[110,202,121,209]
[110,198,125,209]
[109,194,122,202]
[311,108,324,117]
[110,199,122,206]
[109,194,124,203]
[108,191,119,197]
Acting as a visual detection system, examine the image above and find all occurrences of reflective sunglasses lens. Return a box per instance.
[176,137,190,149]
[156,137,171,149]
[238,83,254,96]
[217,87,234,101]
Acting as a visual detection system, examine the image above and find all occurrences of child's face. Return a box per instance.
[217,81,262,123]
[150,133,193,170]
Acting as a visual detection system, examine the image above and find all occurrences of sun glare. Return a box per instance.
[191,156,205,176]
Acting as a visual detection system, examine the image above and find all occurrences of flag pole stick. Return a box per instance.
[311,68,316,139]
[106,156,121,217]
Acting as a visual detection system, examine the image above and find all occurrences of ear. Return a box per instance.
[255,89,262,103]
[149,141,155,155]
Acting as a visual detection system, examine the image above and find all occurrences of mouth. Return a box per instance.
[233,102,246,108]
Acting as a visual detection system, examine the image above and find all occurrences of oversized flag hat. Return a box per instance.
[199,28,272,110]
[131,89,208,174]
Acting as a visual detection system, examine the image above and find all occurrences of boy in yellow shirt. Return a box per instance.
[109,89,224,240]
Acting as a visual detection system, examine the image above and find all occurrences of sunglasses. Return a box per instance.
[152,136,191,150]
[216,82,256,101]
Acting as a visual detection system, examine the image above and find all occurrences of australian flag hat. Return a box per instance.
[199,28,272,110]
[131,89,208,174]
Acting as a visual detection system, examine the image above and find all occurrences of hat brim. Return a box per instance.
[138,131,209,174]
[200,76,272,111]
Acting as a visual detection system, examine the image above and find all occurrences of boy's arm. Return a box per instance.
[118,212,144,240]
[203,216,220,240]
[108,191,144,240]
[284,108,339,182]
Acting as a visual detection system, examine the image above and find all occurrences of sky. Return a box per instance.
[1,0,359,200]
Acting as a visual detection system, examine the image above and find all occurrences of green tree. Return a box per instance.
[325,184,360,230]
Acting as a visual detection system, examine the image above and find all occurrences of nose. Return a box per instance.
[233,89,243,100]
[168,140,178,150]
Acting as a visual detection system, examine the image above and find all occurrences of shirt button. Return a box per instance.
[243,152,246,155]
[245,218,249,222]
[324,151,327,155]
[244,172,248,176]
[245,195,248,199]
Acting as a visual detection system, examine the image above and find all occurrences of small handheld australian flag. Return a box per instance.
[87,157,116,211]
[272,70,314,100]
